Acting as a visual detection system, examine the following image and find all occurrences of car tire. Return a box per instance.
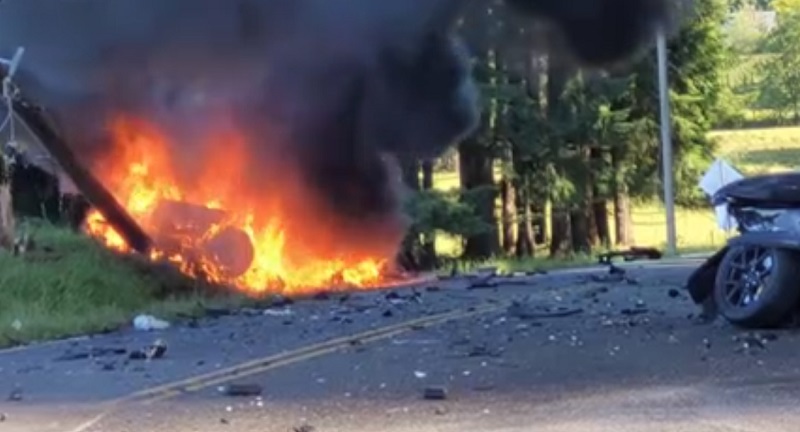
[714,245,800,328]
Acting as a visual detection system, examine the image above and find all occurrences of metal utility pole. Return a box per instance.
[656,28,677,256]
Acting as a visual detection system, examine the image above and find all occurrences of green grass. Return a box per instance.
[711,126,800,174]
[432,126,800,258]
[0,221,253,348]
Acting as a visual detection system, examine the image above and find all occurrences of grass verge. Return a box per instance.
[0,221,253,349]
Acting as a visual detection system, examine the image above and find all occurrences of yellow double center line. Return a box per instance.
[128,301,505,405]
[67,301,506,432]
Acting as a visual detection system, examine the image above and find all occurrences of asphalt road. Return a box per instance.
[3,259,800,432]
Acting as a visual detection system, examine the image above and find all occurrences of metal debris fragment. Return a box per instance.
[423,386,448,400]
[218,383,264,397]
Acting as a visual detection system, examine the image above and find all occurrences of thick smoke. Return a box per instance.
[0,0,479,240]
[0,0,672,254]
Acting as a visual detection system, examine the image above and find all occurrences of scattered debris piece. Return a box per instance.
[129,339,168,360]
[293,424,316,432]
[385,292,401,301]
[590,273,624,283]
[425,286,441,292]
[507,302,583,320]
[133,314,170,331]
[263,294,293,308]
[264,308,293,317]
[467,344,503,358]
[467,274,497,290]
[146,339,168,359]
[382,310,394,318]
[218,383,263,397]
[7,386,22,402]
[0,412,6,422]
[423,386,448,401]
[204,307,232,318]
[621,308,649,316]
[414,371,428,379]
[54,346,127,362]
[313,291,331,301]
[668,288,681,298]
[129,350,147,360]
[598,247,662,264]
[609,264,626,276]
[584,287,610,299]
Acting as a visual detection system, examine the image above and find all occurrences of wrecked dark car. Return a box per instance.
[687,173,800,328]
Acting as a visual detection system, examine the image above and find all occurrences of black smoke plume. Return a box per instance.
[0,0,673,250]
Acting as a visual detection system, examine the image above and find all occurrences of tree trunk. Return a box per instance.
[420,160,436,268]
[545,46,576,259]
[459,138,499,260]
[570,206,593,254]
[421,160,434,190]
[611,148,634,246]
[500,176,517,256]
[515,188,535,257]
[593,197,611,249]
[397,157,423,270]
[568,143,595,254]
[614,191,634,246]
[549,207,572,258]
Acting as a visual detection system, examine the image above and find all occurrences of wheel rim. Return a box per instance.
[721,246,775,310]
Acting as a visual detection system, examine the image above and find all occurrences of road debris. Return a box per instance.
[293,424,316,432]
[467,344,504,358]
[313,291,331,301]
[621,307,649,316]
[129,339,168,360]
[264,308,294,317]
[733,332,776,354]
[133,314,170,331]
[423,386,448,400]
[218,383,264,397]
[507,301,583,320]
[414,371,428,379]
[467,274,498,290]
[204,307,233,318]
[668,288,681,298]
[7,385,22,402]
[0,412,6,422]
[54,346,127,362]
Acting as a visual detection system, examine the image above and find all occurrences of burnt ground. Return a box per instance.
[2,259,800,432]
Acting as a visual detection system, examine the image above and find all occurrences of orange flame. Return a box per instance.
[84,115,401,295]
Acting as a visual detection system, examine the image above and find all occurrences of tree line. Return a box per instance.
[402,0,730,267]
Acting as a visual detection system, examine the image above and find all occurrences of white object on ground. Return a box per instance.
[698,158,744,231]
[133,314,170,331]
[263,308,293,317]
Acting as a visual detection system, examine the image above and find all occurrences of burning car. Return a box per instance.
[687,173,800,328]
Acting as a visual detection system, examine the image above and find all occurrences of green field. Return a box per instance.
[433,126,800,256]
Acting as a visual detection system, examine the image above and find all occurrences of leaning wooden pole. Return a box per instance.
[1,76,152,254]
